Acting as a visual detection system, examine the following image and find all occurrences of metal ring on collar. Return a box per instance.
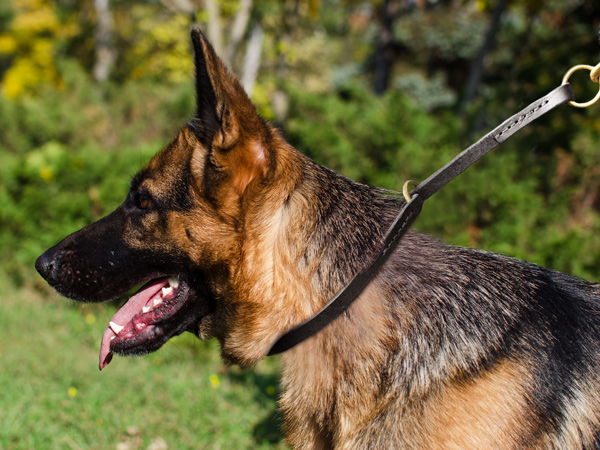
[562,63,600,108]
[402,180,419,202]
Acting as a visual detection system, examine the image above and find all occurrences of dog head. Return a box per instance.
[36,29,303,369]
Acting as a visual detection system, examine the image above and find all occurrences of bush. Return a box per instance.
[0,60,194,154]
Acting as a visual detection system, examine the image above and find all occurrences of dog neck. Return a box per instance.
[289,157,402,300]
[219,139,402,368]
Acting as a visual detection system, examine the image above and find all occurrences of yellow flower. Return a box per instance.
[68,387,77,398]
[0,34,17,54]
[475,0,491,12]
[209,374,220,389]
[12,3,59,34]
[2,58,37,98]
[39,167,53,183]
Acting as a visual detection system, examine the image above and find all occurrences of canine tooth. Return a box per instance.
[109,321,124,334]
[168,275,179,289]
[153,298,162,307]
[142,306,150,314]
[162,286,173,298]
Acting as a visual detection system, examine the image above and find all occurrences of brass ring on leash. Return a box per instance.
[402,180,418,202]
[562,63,600,108]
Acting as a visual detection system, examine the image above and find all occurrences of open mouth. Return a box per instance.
[99,275,196,370]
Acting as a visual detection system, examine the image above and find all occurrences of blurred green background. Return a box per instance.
[1,0,600,448]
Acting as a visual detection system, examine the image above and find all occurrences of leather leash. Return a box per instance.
[267,80,586,356]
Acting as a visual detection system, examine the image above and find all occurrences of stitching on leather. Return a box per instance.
[381,208,418,256]
[495,98,550,140]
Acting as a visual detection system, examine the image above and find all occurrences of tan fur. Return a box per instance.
[544,373,600,449]
[421,360,531,450]
[280,279,395,449]
[223,141,322,365]
[279,278,533,450]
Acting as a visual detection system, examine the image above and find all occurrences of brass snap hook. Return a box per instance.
[402,180,419,202]
[562,62,600,108]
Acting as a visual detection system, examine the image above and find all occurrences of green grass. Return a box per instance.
[0,271,287,450]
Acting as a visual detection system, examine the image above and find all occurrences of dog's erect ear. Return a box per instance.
[190,28,267,195]
[191,28,220,145]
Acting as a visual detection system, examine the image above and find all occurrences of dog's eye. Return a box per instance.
[138,193,153,209]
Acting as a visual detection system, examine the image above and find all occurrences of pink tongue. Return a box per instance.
[99,278,168,370]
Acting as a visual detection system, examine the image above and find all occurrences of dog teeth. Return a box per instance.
[142,297,162,313]
[168,275,179,289]
[109,321,124,335]
[162,286,173,298]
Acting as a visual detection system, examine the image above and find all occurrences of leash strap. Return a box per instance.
[267,83,575,356]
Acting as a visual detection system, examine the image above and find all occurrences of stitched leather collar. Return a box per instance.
[267,83,575,356]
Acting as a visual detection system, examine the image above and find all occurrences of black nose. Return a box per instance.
[35,249,56,281]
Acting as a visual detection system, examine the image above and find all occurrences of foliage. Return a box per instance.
[0,0,76,98]
[285,81,460,189]
[115,4,194,83]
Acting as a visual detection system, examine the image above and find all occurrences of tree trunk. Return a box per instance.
[204,0,224,55]
[225,0,253,65]
[373,0,395,95]
[458,0,508,113]
[241,23,263,97]
[93,0,116,83]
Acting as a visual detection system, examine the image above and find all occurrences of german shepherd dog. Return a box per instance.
[36,29,600,449]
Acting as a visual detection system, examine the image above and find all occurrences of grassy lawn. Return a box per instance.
[0,272,287,450]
